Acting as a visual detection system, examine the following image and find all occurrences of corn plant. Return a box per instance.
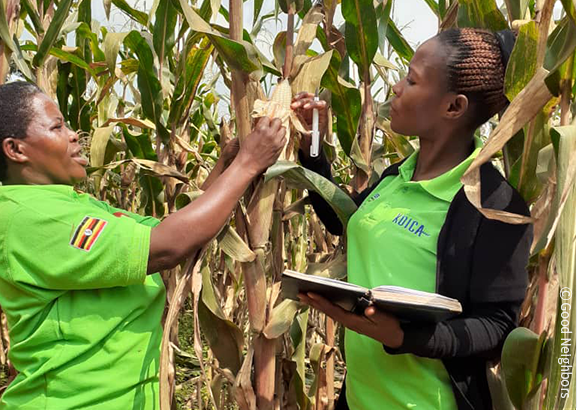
[0,0,575,409]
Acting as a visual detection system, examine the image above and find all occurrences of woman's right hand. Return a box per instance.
[237,117,286,176]
[291,92,328,159]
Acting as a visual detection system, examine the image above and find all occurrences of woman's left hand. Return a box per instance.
[298,292,404,348]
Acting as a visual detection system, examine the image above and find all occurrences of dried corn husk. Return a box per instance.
[252,79,308,160]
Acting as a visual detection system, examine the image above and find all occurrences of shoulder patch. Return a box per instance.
[70,216,108,251]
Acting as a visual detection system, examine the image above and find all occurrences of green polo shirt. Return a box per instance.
[0,185,165,410]
[345,138,482,410]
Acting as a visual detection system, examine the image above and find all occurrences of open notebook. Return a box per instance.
[281,269,462,322]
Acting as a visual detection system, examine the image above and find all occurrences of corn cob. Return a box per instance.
[252,79,307,161]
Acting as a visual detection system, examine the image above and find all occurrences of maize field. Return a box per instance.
[0,0,575,409]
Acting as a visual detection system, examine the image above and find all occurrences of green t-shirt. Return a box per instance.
[345,139,482,410]
[0,185,165,410]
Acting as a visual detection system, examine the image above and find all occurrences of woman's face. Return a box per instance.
[390,38,454,136]
[20,93,87,185]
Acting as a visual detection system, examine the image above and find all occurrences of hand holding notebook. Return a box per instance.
[282,269,462,323]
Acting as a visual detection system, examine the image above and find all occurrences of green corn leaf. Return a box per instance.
[278,0,305,14]
[122,127,158,161]
[6,37,34,80]
[289,309,311,409]
[76,23,106,62]
[49,47,96,76]
[123,31,168,143]
[560,0,576,21]
[0,0,15,52]
[263,299,301,339]
[20,0,44,35]
[178,0,263,79]
[253,0,264,24]
[168,39,214,126]
[32,0,74,67]
[503,0,530,21]
[385,18,414,62]
[153,0,178,63]
[375,0,392,55]
[111,0,149,26]
[544,16,576,73]
[509,109,551,203]
[198,266,244,375]
[321,51,362,156]
[67,64,90,132]
[543,125,576,410]
[265,160,358,226]
[457,0,509,31]
[76,0,92,63]
[342,0,378,75]
[505,21,538,101]
[103,32,129,73]
[502,328,548,408]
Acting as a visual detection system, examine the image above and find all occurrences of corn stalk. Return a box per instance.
[0,1,574,410]
[0,0,20,84]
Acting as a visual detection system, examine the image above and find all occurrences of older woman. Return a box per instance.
[0,81,286,410]
[292,28,532,410]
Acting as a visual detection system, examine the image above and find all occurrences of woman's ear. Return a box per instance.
[445,94,469,120]
[2,138,28,164]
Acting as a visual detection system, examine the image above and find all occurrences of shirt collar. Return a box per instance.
[398,137,483,202]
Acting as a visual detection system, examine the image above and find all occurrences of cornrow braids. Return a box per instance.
[437,28,513,129]
[0,81,42,181]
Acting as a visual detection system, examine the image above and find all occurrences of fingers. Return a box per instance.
[254,117,284,141]
[301,292,356,325]
[270,117,283,132]
[291,98,327,111]
[291,92,314,106]
[256,116,271,130]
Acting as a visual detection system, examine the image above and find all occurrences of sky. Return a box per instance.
[95,0,439,51]
[90,0,439,116]
[85,0,564,117]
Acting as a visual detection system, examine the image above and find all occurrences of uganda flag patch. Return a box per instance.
[70,216,108,251]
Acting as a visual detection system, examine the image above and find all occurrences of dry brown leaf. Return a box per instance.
[293,4,323,60]
[191,258,218,409]
[234,346,257,410]
[461,67,553,224]
[533,133,577,251]
[159,255,198,410]
[102,117,156,129]
[241,254,268,332]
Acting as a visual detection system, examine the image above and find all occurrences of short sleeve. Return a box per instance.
[87,197,161,228]
[6,203,152,291]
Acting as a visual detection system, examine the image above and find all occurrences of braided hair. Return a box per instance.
[436,28,514,129]
[0,81,43,181]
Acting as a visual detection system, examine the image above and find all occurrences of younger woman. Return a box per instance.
[292,28,532,410]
